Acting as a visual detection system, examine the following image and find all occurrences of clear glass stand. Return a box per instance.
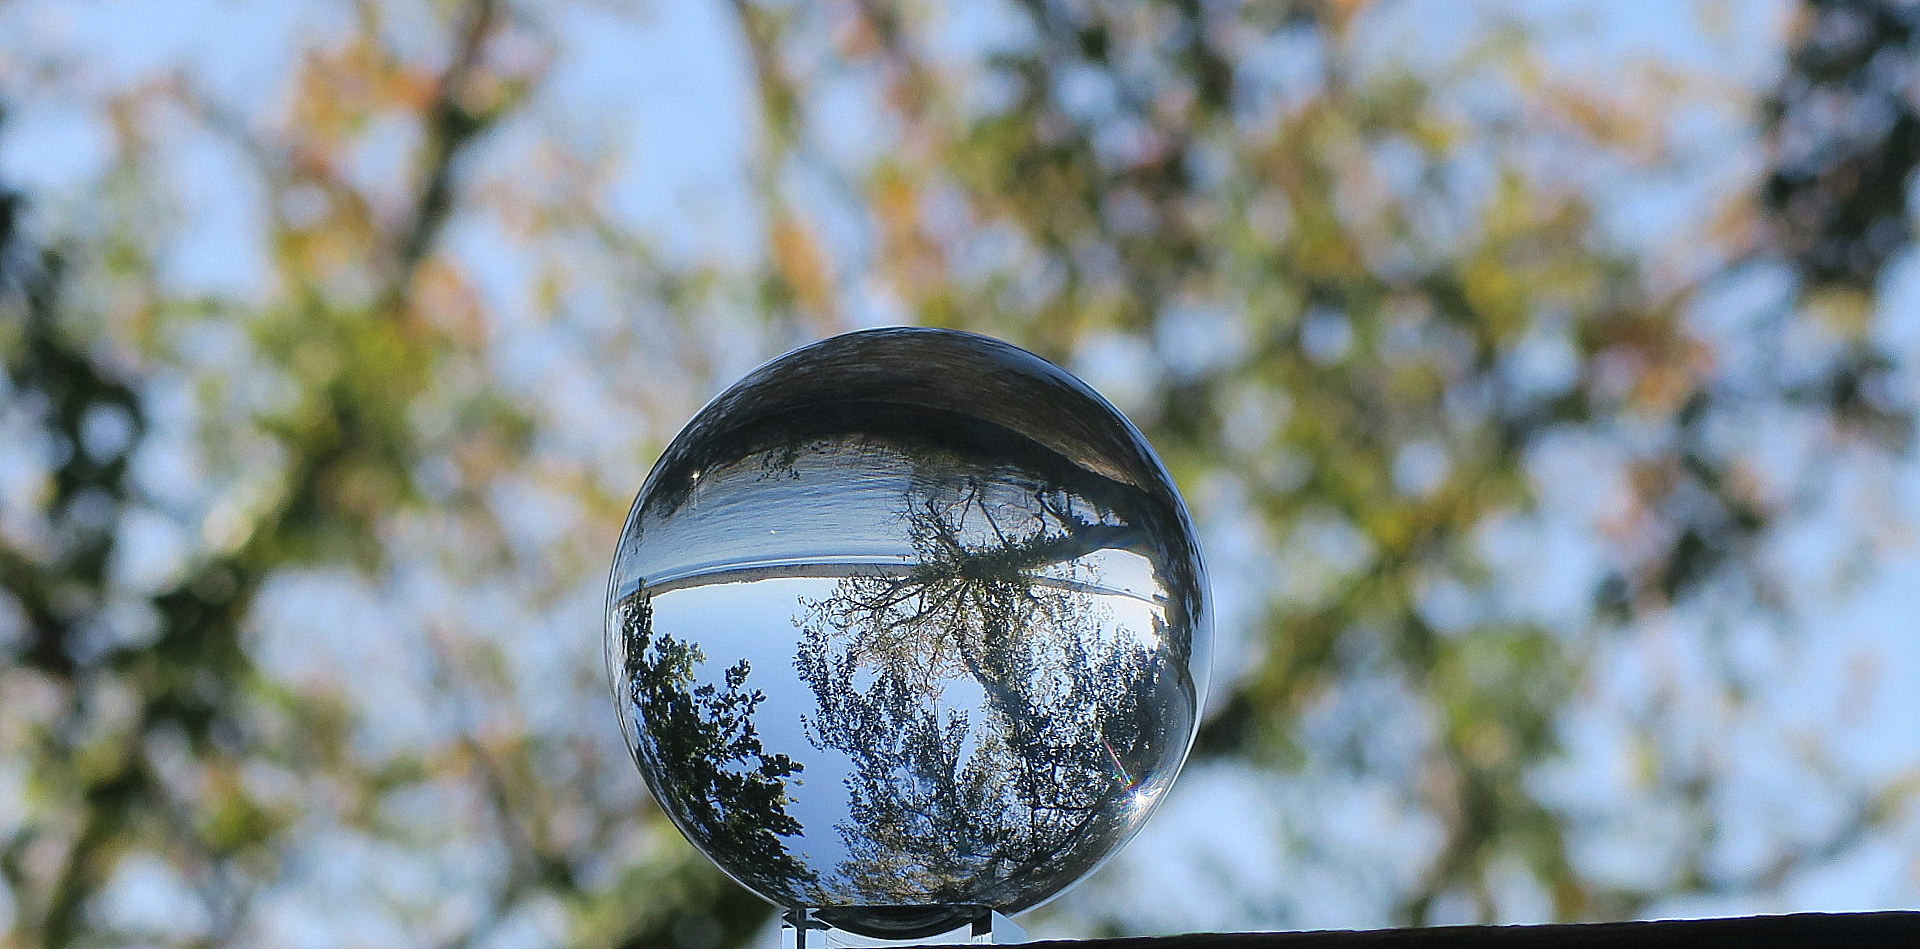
[780,907,1026,947]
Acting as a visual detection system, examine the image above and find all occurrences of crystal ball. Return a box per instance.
[606,328,1209,938]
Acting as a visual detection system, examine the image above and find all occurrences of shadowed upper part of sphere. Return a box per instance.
[645,329,1171,507]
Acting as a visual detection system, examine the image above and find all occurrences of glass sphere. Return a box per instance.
[606,328,1209,939]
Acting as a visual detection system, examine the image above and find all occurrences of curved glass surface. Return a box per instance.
[607,328,1209,937]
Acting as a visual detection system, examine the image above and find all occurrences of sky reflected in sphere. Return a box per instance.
[607,328,1209,938]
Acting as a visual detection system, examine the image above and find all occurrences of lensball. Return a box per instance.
[606,328,1209,938]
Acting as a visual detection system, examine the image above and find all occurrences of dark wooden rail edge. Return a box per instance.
[991,912,1920,948]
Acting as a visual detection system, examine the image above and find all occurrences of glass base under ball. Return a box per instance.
[780,907,1027,947]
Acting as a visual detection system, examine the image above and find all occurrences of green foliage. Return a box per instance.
[620,596,813,898]
[2,1,1917,947]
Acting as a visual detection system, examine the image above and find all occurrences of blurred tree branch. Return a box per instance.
[388,0,504,307]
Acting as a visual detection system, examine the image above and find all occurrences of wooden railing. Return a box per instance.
[976,912,1920,949]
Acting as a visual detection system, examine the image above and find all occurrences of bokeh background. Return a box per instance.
[3,0,1919,946]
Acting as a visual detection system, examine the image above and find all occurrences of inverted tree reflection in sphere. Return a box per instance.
[606,328,1210,938]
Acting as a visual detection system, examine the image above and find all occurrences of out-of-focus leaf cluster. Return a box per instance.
[1766,0,1920,291]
